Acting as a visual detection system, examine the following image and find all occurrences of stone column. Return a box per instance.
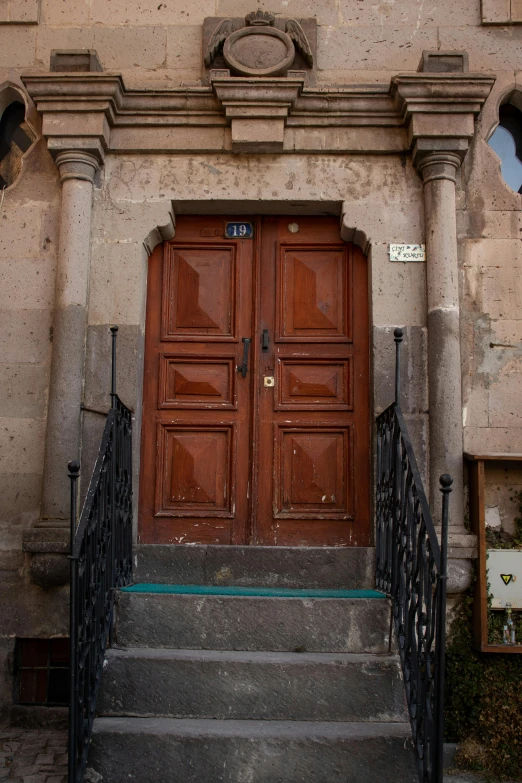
[416,150,465,530]
[24,150,101,585]
[43,151,100,520]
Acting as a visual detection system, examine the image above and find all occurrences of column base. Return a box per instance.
[22,526,70,587]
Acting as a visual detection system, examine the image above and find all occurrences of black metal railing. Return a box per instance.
[68,327,133,783]
[375,328,452,783]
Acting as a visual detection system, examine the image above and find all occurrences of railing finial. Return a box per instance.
[394,327,403,406]
[110,326,118,408]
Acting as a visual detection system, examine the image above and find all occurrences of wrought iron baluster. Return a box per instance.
[68,327,133,783]
[375,329,452,783]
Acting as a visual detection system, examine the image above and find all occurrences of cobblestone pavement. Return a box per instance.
[0,730,67,783]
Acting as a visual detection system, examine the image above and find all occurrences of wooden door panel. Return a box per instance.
[159,355,237,409]
[155,424,234,517]
[255,217,369,547]
[276,358,352,410]
[276,246,350,341]
[140,215,369,547]
[274,425,353,519]
[162,245,238,341]
[139,218,252,545]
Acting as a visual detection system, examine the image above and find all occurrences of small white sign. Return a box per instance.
[389,244,426,262]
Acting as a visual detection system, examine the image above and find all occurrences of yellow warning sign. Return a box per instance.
[501,574,513,586]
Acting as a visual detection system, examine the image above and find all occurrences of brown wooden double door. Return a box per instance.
[139,216,370,546]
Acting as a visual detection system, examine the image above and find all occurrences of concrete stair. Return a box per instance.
[88,546,416,782]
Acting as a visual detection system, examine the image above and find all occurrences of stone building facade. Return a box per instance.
[1,0,521,721]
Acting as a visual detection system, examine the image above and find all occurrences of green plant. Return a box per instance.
[445,577,522,780]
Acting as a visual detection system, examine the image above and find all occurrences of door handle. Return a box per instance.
[237,338,251,378]
[261,329,270,352]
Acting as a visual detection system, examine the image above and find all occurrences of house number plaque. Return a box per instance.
[225,222,254,238]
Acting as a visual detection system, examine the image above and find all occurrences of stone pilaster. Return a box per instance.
[415,149,464,528]
[392,72,495,593]
[23,149,102,586]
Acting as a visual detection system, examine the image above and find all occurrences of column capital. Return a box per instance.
[414,148,463,185]
[391,72,495,176]
[55,150,101,184]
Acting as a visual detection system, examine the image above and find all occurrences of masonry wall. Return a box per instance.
[1,0,522,721]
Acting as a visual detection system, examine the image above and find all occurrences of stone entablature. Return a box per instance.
[22,70,494,157]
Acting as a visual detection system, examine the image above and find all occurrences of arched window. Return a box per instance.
[0,101,35,189]
[488,103,522,194]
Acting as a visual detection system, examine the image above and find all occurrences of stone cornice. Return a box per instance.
[392,73,495,163]
[21,70,495,156]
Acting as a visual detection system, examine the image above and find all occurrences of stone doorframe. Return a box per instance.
[20,63,493,593]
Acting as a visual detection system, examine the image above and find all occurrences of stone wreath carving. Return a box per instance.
[204,9,313,77]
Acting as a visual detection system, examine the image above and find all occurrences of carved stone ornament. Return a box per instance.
[204,9,313,77]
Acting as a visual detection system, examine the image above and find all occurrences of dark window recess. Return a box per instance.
[488,103,522,194]
[15,638,70,706]
[0,101,35,189]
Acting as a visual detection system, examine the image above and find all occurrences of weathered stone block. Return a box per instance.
[88,242,146,325]
[0,25,36,67]
[93,26,167,70]
[216,0,338,27]
[231,118,285,153]
[0,205,42,259]
[464,425,522,453]
[91,0,215,26]
[40,0,89,25]
[0,417,46,474]
[0,472,42,521]
[437,25,522,71]
[165,25,203,70]
[115,592,390,653]
[83,323,141,412]
[0,309,52,363]
[2,0,40,24]
[489,361,522,426]
[481,0,511,24]
[370,243,427,327]
[90,718,418,783]
[482,266,522,319]
[512,0,522,22]
[418,50,469,73]
[98,648,407,722]
[317,25,438,72]
[0,258,55,311]
[373,326,428,415]
[0,363,49,419]
[50,49,103,72]
[341,200,424,245]
[35,26,94,66]
[340,0,479,27]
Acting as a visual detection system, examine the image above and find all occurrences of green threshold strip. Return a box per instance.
[122,584,386,599]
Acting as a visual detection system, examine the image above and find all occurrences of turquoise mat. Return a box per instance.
[122,583,385,599]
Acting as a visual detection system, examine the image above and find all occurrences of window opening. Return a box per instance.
[488,103,522,194]
[15,638,70,707]
[0,101,35,189]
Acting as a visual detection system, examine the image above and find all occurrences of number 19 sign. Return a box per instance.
[225,222,254,239]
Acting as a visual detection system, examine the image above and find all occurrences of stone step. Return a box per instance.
[115,591,390,653]
[89,717,417,783]
[133,544,375,589]
[98,648,407,722]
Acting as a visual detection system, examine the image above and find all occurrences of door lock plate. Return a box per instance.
[264,376,275,387]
